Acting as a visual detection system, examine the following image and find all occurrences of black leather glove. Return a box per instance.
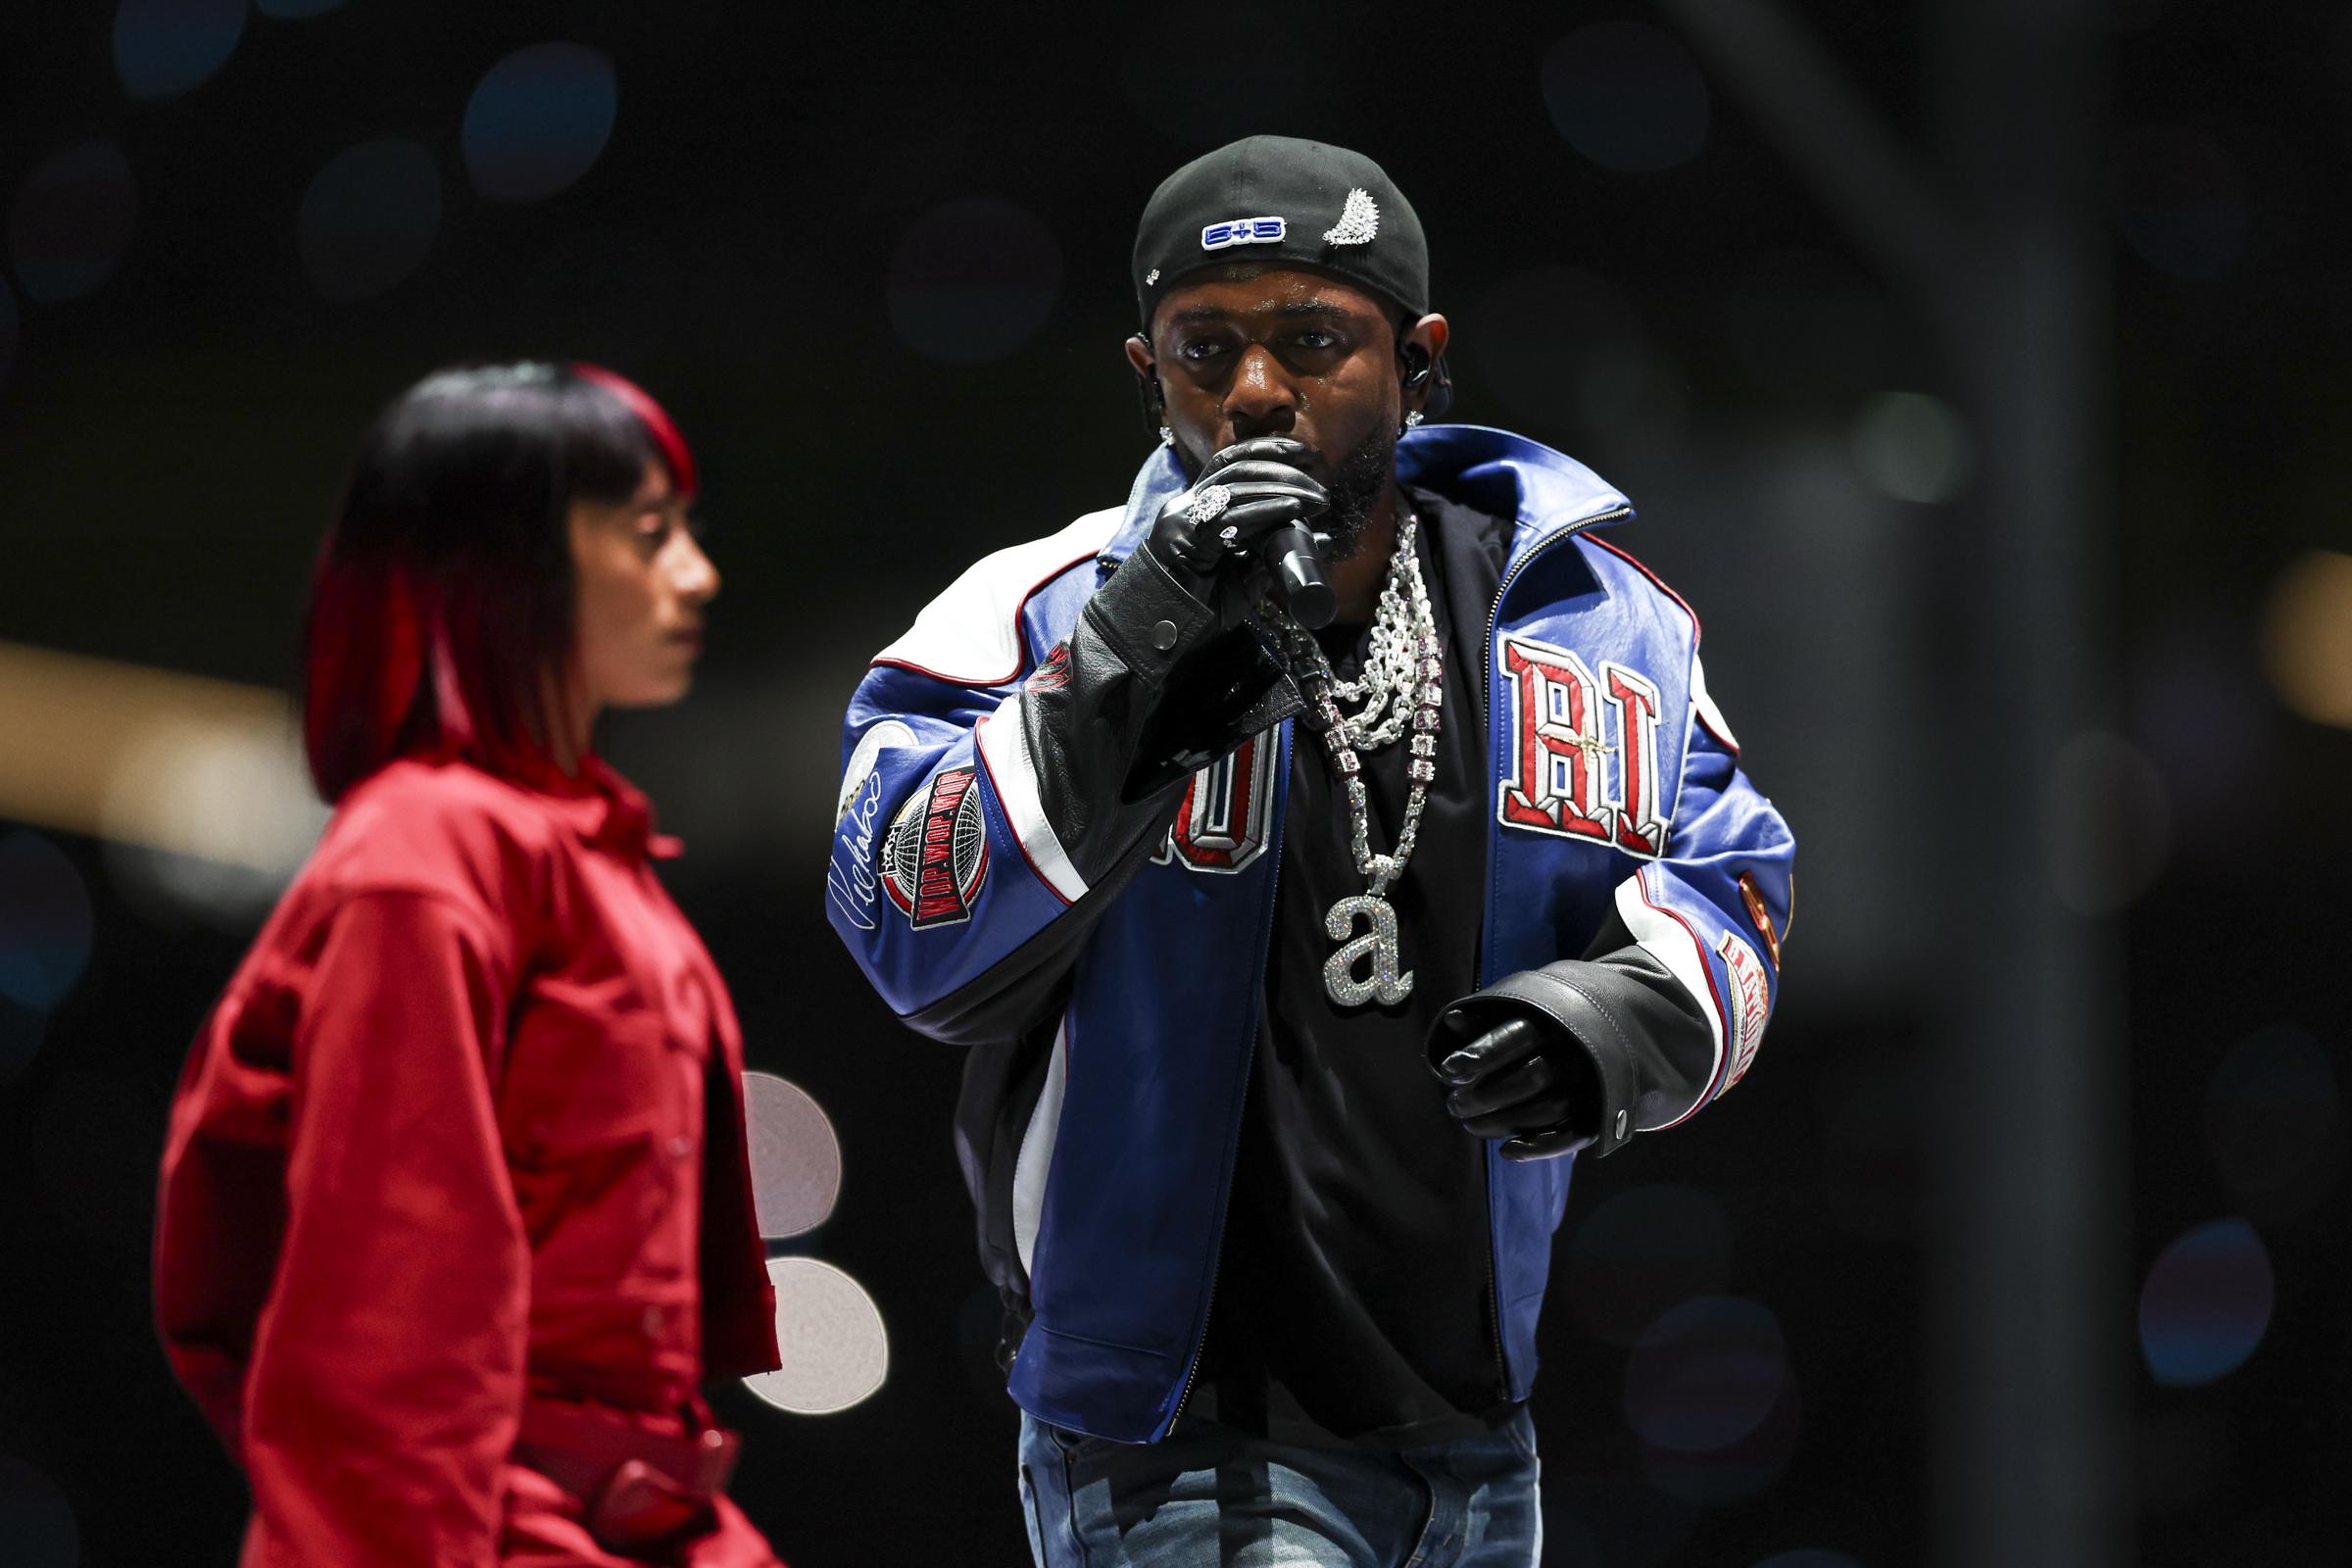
[1148,436,1329,587]
[1430,1013,1603,1162]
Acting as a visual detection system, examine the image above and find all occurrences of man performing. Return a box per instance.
[828,136,1794,1566]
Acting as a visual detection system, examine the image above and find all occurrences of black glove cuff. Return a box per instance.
[1432,969,1638,1156]
[1083,545,1219,684]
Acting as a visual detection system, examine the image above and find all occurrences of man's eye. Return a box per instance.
[1177,340,1226,362]
[1295,330,1337,350]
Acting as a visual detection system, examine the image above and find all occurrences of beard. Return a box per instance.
[1316,421,1396,562]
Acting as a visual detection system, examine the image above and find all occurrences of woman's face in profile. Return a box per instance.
[568,460,718,711]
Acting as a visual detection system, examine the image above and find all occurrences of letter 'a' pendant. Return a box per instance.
[1323,894,1413,1007]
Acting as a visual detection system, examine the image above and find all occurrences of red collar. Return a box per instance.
[527,755,683,861]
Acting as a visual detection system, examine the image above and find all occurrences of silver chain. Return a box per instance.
[1274,513,1443,901]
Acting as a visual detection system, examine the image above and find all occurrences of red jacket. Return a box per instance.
[154,756,780,1566]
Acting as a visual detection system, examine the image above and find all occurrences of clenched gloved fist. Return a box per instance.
[1148,436,1330,582]
[1430,1013,1602,1163]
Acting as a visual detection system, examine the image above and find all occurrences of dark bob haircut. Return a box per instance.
[302,362,695,803]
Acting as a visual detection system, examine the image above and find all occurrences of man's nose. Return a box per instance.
[1222,343,1298,440]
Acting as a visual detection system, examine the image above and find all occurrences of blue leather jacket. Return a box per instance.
[829,424,1794,1443]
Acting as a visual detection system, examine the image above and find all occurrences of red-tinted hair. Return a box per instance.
[302,362,695,803]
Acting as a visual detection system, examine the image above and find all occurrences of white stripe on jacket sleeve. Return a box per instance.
[1613,868,1731,1130]
[975,692,1090,906]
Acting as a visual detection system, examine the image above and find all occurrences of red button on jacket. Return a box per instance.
[154,757,781,1567]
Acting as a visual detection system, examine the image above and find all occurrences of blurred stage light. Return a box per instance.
[463,43,619,203]
[1624,1295,1789,1454]
[742,1070,843,1239]
[113,0,246,100]
[1563,1184,1733,1347]
[7,141,138,305]
[2116,124,2247,282]
[1542,22,1710,174]
[102,716,328,927]
[1849,392,1973,504]
[0,831,95,1013]
[887,197,1062,366]
[2206,1024,2340,1205]
[0,640,323,927]
[2260,549,2352,729]
[2138,1218,2274,1388]
[299,139,441,301]
[2045,729,2173,915]
[0,1455,78,1568]
[744,1257,889,1415]
[255,0,345,16]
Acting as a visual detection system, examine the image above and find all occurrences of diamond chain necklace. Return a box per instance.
[1273,510,1442,1007]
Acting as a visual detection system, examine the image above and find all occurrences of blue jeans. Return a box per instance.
[1016,1409,1542,1568]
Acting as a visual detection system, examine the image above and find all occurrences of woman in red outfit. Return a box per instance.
[154,363,785,1567]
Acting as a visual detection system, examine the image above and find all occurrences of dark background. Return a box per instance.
[2,2,2346,1565]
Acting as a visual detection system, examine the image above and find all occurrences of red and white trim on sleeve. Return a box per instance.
[975,693,1090,906]
[870,508,1124,686]
[1613,867,1733,1130]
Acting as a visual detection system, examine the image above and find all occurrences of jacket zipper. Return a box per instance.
[1165,719,1292,1435]
[1475,502,1632,1399]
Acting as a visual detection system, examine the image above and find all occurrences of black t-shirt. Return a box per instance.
[1185,489,1517,1449]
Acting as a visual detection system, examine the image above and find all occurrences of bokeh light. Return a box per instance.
[1849,392,1974,504]
[1625,1296,1789,1453]
[0,1454,78,1568]
[113,0,246,100]
[742,1070,843,1238]
[744,1257,889,1415]
[2206,1025,2340,1205]
[298,139,441,301]
[2044,729,2173,915]
[2260,549,2352,729]
[463,43,619,203]
[101,715,328,928]
[0,831,96,1034]
[1542,22,1711,173]
[2138,1218,2275,1387]
[1563,1184,1733,1347]
[255,0,346,16]
[887,197,1062,366]
[2116,124,2248,282]
[1643,1377,1802,1506]
[8,141,139,305]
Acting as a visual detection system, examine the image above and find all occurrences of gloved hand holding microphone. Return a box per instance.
[1148,436,1338,629]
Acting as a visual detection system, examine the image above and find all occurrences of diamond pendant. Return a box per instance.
[1323,893,1414,1006]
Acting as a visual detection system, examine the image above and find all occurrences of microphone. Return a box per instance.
[1265,520,1335,629]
